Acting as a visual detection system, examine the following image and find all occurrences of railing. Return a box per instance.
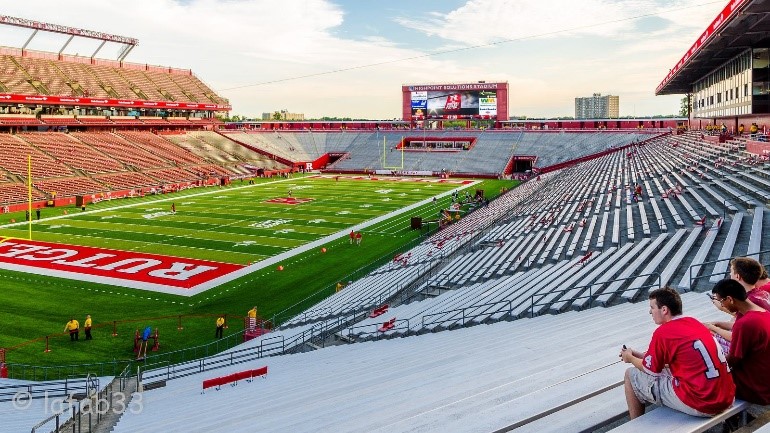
[0,376,96,402]
[421,300,513,329]
[683,251,770,291]
[32,365,134,433]
[345,318,411,341]
[140,309,366,384]
[139,334,286,384]
[269,229,432,327]
[528,272,662,318]
[4,361,127,383]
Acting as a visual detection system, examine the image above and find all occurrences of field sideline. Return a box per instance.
[0,176,517,369]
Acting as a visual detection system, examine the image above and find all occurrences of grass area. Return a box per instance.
[0,176,518,372]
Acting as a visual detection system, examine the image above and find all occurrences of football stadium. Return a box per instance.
[1,1,770,432]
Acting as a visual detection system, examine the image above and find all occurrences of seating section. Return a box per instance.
[280,131,767,340]
[0,134,75,179]
[17,132,125,174]
[110,293,730,433]
[34,177,107,197]
[116,131,205,166]
[165,131,286,171]
[222,130,654,174]
[0,131,273,204]
[0,53,227,104]
[70,132,173,170]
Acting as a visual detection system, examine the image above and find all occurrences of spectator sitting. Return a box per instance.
[706,258,770,351]
[710,278,770,406]
[620,287,734,419]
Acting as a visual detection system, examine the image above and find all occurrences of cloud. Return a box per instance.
[0,0,731,118]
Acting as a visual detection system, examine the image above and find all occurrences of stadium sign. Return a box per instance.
[0,239,244,295]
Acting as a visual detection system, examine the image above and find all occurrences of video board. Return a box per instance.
[410,90,497,119]
[402,82,508,121]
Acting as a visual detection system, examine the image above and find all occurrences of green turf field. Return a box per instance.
[0,176,517,373]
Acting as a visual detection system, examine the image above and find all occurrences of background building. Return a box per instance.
[574,93,619,119]
[262,110,305,121]
[656,0,769,129]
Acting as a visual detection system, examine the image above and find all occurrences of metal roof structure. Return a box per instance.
[656,0,770,95]
[0,15,137,61]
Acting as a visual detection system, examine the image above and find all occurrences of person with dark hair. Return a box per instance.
[620,287,734,419]
[710,278,770,405]
[706,258,770,349]
[754,267,770,293]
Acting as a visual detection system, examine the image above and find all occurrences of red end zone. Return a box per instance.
[0,239,243,294]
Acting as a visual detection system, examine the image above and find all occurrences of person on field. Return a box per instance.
[64,318,80,341]
[216,316,225,339]
[84,315,92,340]
[247,306,257,330]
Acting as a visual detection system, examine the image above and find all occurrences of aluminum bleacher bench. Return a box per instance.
[713,178,758,206]
[677,220,722,290]
[607,400,749,433]
[747,207,764,260]
[620,229,688,302]
[709,212,744,283]
[726,175,770,201]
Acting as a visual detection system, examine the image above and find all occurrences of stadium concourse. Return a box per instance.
[3,129,769,432]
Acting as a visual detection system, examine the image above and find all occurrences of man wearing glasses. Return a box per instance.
[710,278,770,406]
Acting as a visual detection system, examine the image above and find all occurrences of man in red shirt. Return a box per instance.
[705,258,770,350]
[712,278,770,405]
[731,257,770,311]
[620,287,735,419]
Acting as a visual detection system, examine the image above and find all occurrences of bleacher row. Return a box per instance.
[221,130,654,174]
[117,131,768,432]
[272,132,766,342]
[0,53,224,104]
[104,293,739,433]
[0,131,279,204]
[5,131,770,432]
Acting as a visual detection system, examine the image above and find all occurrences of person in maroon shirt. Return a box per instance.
[711,278,770,405]
[706,258,770,351]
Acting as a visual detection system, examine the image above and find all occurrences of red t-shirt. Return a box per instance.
[747,288,770,312]
[729,310,770,405]
[643,317,735,414]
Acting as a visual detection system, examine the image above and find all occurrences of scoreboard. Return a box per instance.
[402,82,508,121]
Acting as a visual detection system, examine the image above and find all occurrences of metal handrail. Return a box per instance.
[528,272,663,315]
[421,300,513,329]
[345,318,410,341]
[684,250,770,290]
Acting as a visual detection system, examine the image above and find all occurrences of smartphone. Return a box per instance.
[706,293,715,300]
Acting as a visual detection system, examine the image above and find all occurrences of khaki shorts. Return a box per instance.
[628,367,712,417]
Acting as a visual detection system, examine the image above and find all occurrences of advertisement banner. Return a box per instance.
[0,93,231,111]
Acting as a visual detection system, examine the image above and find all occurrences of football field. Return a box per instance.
[0,175,515,369]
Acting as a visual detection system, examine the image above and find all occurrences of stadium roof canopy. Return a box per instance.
[656,0,770,95]
[0,15,137,61]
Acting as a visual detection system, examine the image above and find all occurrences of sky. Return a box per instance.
[0,0,729,119]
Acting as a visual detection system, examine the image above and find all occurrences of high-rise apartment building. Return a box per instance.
[575,93,619,119]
